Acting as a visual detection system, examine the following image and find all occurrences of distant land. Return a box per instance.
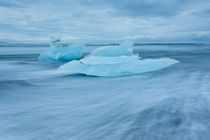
[0,39,210,46]
[0,42,210,48]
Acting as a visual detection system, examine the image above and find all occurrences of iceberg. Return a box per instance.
[58,41,179,77]
[38,37,85,62]
[90,41,134,57]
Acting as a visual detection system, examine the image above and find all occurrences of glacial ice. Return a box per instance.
[89,40,134,57]
[38,38,85,62]
[58,41,179,77]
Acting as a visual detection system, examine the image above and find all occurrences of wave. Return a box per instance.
[0,80,35,88]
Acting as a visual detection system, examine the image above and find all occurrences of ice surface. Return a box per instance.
[90,40,134,57]
[38,44,84,62]
[38,39,85,62]
[59,57,178,76]
[59,41,179,76]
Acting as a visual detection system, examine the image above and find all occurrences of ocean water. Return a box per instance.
[0,43,210,140]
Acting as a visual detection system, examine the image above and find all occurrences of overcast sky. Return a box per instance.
[0,0,210,43]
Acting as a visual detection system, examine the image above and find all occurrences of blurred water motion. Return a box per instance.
[0,44,210,140]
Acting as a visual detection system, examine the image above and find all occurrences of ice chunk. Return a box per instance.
[38,38,85,62]
[58,40,179,77]
[49,37,61,48]
[90,40,134,57]
[59,57,179,77]
[81,55,139,65]
[38,44,85,62]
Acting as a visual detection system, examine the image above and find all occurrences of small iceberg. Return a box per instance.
[58,41,179,77]
[38,37,85,62]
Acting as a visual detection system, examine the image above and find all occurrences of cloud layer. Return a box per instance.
[0,0,210,43]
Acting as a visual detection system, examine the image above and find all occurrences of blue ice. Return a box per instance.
[58,41,179,77]
[38,37,85,62]
[90,40,134,57]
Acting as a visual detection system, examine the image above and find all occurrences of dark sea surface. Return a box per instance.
[0,43,210,140]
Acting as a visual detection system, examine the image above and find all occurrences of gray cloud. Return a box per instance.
[0,0,210,43]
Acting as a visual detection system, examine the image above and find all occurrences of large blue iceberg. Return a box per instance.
[38,37,85,62]
[58,41,179,77]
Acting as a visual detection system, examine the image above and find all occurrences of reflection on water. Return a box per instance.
[0,44,210,140]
